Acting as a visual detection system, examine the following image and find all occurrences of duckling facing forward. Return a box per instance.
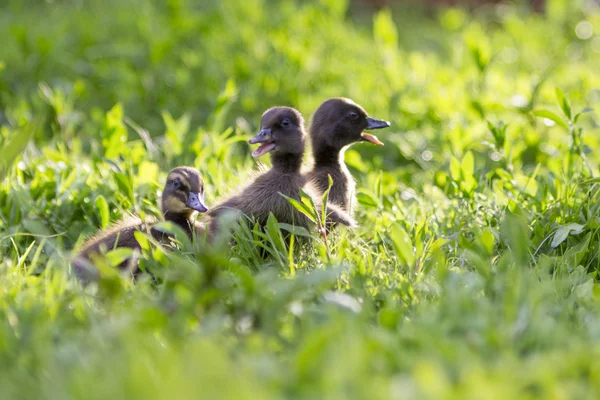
[209,106,354,236]
[73,166,208,280]
[306,98,390,213]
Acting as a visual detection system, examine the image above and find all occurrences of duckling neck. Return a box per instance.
[313,145,345,169]
[163,211,194,236]
[271,152,304,174]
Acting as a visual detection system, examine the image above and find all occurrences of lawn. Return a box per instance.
[1,0,600,398]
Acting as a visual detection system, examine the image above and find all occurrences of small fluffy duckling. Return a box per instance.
[73,167,208,279]
[209,106,354,235]
[306,98,390,213]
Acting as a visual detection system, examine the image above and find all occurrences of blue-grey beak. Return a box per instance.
[366,117,390,130]
[186,192,208,213]
[249,128,272,144]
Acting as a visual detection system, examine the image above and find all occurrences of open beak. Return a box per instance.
[361,117,390,146]
[249,128,276,158]
[186,192,208,213]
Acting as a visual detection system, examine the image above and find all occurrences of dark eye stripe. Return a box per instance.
[168,171,203,193]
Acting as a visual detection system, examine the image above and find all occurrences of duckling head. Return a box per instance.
[161,166,208,217]
[249,107,306,158]
[310,98,390,150]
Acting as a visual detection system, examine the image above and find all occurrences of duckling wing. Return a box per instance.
[72,216,158,281]
[75,216,143,254]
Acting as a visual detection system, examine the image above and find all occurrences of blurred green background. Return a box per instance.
[1,0,600,398]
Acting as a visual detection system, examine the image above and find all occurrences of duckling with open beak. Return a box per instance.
[305,97,390,214]
[208,106,354,237]
[73,166,208,281]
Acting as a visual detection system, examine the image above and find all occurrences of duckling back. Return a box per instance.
[210,169,311,230]
[72,216,154,281]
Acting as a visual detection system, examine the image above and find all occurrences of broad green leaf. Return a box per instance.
[481,227,495,255]
[450,157,461,181]
[0,118,40,182]
[105,247,134,268]
[265,213,287,256]
[278,223,313,239]
[464,26,491,73]
[356,191,379,208]
[162,111,190,156]
[153,221,192,248]
[389,223,415,266]
[280,193,317,224]
[551,223,585,248]
[429,238,448,253]
[134,231,150,251]
[487,120,506,148]
[532,110,569,129]
[461,175,478,195]
[22,219,52,236]
[555,87,572,119]
[461,151,474,178]
[114,172,134,205]
[106,102,124,126]
[95,195,110,229]
[563,232,591,267]
[299,188,318,216]
[138,161,158,185]
[103,103,128,159]
[58,169,78,194]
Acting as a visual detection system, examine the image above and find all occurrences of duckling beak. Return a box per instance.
[249,128,276,158]
[361,117,390,146]
[366,117,391,130]
[186,192,208,213]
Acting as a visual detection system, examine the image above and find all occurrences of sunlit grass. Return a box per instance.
[1,0,600,398]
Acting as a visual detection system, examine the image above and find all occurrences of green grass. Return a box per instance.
[1,0,600,398]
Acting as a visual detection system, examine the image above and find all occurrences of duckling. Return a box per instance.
[73,166,208,280]
[306,98,390,213]
[209,106,354,236]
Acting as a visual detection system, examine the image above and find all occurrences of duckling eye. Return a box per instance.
[348,111,359,120]
[281,118,290,127]
[173,178,183,191]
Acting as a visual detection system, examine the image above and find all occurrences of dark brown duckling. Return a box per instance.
[73,166,208,281]
[306,98,390,214]
[209,106,354,236]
